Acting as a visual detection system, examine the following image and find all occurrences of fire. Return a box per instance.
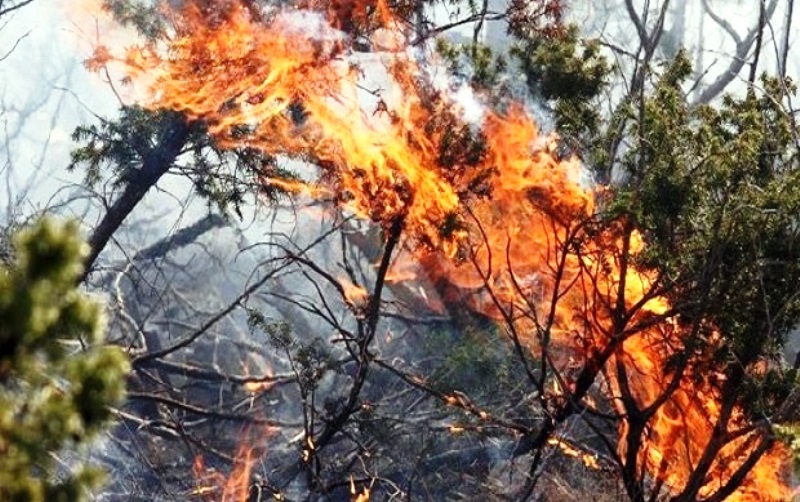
[350,475,371,502]
[191,441,254,501]
[115,0,468,257]
[341,277,369,306]
[242,378,274,394]
[79,0,792,499]
[384,249,419,283]
[547,437,601,470]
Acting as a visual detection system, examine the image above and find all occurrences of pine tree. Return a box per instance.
[0,218,128,502]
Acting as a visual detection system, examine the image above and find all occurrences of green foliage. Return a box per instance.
[0,219,129,502]
[68,106,186,189]
[247,311,331,391]
[514,25,608,102]
[612,52,696,244]
[69,105,298,218]
[435,39,508,90]
[102,0,166,40]
[607,53,800,417]
[776,421,800,471]
[512,25,610,150]
[437,23,609,169]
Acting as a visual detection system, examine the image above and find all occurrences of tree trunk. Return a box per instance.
[80,117,189,282]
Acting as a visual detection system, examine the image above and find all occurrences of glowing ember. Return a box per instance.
[78,0,792,499]
[547,437,600,470]
[242,379,274,394]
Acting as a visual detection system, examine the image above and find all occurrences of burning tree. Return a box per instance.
[63,0,800,500]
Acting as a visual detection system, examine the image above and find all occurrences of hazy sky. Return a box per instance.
[0,2,120,216]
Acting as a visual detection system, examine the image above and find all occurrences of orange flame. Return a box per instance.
[191,426,274,502]
[547,437,601,470]
[79,0,792,499]
[341,277,369,306]
[350,475,371,502]
[192,444,253,501]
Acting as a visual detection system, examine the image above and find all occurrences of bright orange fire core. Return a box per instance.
[85,0,791,499]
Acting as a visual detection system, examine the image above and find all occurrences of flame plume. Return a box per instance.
[192,432,260,501]
[86,0,791,499]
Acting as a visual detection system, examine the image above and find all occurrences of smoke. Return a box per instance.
[272,8,344,42]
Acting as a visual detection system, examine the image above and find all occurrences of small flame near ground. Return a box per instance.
[191,426,273,501]
[350,475,371,502]
[72,0,793,500]
[547,437,601,470]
